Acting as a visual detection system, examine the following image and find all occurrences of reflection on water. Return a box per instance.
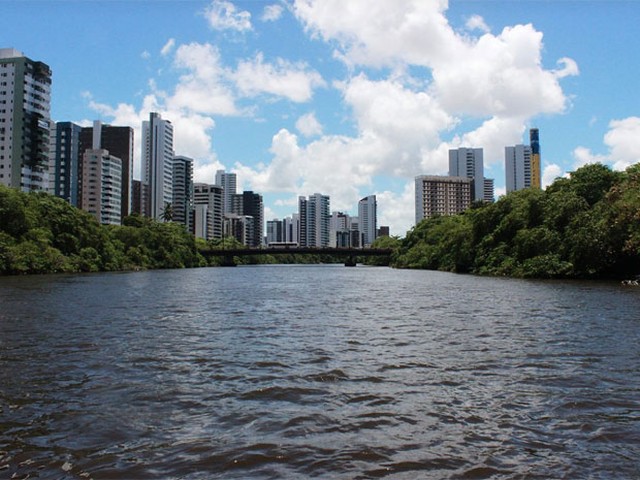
[1,266,639,479]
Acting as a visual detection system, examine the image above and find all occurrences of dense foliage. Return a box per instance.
[363,235,401,266]
[393,163,640,279]
[3,162,639,278]
[0,186,205,274]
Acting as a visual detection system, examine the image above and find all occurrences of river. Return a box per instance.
[1,265,639,479]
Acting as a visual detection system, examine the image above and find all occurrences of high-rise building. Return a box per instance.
[449,148,484,202]
[0,48,52,192]
[530,128,541,189]
[330,211,352,247]
[142,112,174,219]
[230,191,263,247]
[299,193,330,247]
[505,130,541,193]
[80,149,122,225]
[285,214,299,245]
[350,218,361,248]
[50,121,82,206]
[266,219,284,245]
[192,183,223,240]
[224,214,254,246]
[415,175,472,224]
[132,180,142,215]
[505,144,532,193]
[358,195,377,247]
[215,169,237,215]
[483,177,495,203]
[80,121,134,220]
[172,156,193,229]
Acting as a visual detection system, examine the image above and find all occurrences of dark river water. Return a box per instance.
[0,265,639,479]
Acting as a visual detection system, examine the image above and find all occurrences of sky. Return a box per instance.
[3,0,640,236]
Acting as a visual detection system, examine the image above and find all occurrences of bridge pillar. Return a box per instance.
[220,255,237,267]
[344,256,357,267]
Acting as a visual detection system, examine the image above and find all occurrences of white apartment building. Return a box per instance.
[142,112,174,220]
[0,48,52,192]
[449,147,484,202]
[505,144,533,193]
[358,195,377,247]
[215,169,237,215]
[193,183,223,240]
[299,193,330,247]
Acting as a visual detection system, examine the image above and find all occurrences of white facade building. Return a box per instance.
[449,147,484,202]
[215,169,237,215]
[142,112,174,220]
[193,183,223,240]
[285,214,299,245]
[0,48,52,192]
[505,144,533,193]
[483,178,495,203]
[358,195,377,247]
[299,193,330,247]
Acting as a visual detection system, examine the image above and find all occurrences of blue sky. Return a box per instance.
[3,0,639,235]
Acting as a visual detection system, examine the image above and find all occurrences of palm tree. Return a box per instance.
[161,202,173,222]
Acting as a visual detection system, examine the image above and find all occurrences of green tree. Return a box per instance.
[365,235,401,266]
[161,202,174,222]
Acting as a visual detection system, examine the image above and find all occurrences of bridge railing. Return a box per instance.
[199,247,394,257]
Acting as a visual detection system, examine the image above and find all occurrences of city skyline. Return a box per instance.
[3,1,640,235]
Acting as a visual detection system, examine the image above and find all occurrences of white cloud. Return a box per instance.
[294,0,576,119]
[542,163,564,188]
[276,0,578,232]
[141,50,151,60]
[341,74,455,176]
[376,182,416,236]
[572,117,640,172]
[87,92,223,182]
[604,117,640,170]
[233,53,326,102]
[263,206,277,223]
[236,127,381,207]
[465,15,490,33]
[296,112,323,137]
[572,146,606,170]
[86,1,582,237]
[203,0,252,32]
[161,38,176,57]
[554,57,579,79]
[171,42,238,116]
[433,24,572,118]
[294,0,454,68]
[262,4,284,22]
[455,117,527,168]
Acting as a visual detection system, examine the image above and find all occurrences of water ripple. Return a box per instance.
[0,267,639,479]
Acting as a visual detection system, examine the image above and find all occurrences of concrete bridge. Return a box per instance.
[199,247,394,267]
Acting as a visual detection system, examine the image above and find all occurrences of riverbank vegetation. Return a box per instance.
[2,162,638,277]
[0,187,205,274]
[393,163,640,279]
[0,187,354,274]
